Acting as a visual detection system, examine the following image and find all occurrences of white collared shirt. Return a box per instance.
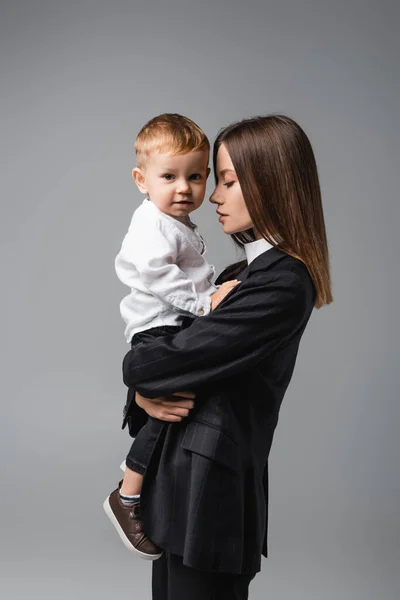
[244,237,273,265]
[115,199,217,342]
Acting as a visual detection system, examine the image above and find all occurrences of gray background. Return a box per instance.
[1,0,399,598]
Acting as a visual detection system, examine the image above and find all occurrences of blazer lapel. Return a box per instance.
[216,247,288,310]
[247,246,288,277]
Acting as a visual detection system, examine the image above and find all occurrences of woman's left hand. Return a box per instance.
[135,390,195,422]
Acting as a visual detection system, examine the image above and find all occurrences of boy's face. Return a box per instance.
[132,150,210,220]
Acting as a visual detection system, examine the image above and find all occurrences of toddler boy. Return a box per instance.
[103,114,238,559]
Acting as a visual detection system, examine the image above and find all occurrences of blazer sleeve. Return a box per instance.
[123,269,309,397]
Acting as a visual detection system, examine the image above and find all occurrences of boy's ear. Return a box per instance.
[132,167,147,194]
[206,167,211,179]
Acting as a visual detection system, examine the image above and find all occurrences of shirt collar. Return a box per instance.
[244,237,274,265]
[144,197,197,229]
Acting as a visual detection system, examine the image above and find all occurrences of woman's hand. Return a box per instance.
[210,279,241,310]
[135,390,195,422]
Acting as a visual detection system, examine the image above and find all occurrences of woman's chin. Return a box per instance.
[219,221,232,234]
[220,223,239,235]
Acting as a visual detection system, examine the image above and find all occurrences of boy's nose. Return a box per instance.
[177,179,191,193]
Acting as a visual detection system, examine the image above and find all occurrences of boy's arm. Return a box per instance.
[116,217,216,318]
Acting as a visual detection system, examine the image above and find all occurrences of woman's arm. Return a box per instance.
[123,269,310,398]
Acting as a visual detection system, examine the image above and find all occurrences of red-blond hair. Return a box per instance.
[135,113,209,167]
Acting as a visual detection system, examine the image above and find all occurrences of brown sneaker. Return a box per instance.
[103,485,162,560]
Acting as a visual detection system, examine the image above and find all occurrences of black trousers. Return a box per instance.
[125,325,182,475]
[126,414,165,474]
[152,552,255,600]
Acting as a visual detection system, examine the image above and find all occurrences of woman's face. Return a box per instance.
[209,143,255,235]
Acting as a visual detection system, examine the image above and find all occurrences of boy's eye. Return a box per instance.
[190,173,202,181]
[162,173,175,181]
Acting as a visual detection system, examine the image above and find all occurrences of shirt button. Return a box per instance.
[199,308,204,315]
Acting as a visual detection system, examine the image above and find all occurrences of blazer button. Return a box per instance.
[198,308,204,315]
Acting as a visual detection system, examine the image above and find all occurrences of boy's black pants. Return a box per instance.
[124,324,182,475]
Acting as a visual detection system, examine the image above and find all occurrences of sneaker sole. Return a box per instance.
[103,496,163,560]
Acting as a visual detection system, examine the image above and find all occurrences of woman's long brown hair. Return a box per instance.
[213,115,333,308]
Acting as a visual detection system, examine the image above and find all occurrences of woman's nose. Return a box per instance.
[209,188,218,204]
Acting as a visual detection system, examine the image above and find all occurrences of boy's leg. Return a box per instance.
[106,326,180,559]
[124,416,165,479]
[120,466,143,496]
[103,418,165,559]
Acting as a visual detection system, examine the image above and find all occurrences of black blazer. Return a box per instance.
[122,247,316,575]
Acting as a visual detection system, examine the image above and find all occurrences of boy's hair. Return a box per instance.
[135,113,210,167]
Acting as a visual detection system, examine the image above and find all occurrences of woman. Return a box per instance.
[121,115,332,599]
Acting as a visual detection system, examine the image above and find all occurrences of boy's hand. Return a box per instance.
[210,279,241,311]
[135,390,195,422]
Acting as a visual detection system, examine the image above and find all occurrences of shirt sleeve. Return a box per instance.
[116,214,214,318]
[122,269,311,397]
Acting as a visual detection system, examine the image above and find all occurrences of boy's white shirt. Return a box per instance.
[115,198,218,343]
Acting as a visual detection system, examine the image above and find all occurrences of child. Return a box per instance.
[103,114,239,560]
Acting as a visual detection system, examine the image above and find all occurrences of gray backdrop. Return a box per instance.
[1,1,399,598]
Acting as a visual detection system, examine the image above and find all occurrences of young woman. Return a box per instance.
[118,114,332,599]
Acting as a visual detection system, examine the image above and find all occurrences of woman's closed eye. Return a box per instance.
[223,181,235,188]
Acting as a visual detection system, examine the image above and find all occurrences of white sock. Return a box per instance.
[119,492,140,506]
